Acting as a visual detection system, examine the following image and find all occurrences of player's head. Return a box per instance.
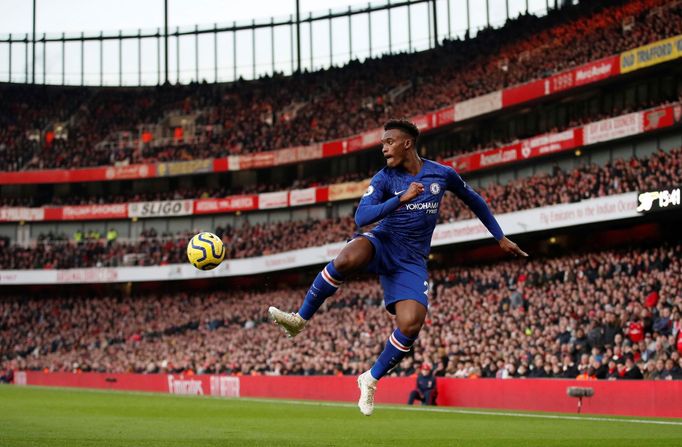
[381,119,419,168]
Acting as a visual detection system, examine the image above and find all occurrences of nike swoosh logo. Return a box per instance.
[394,190,405,195]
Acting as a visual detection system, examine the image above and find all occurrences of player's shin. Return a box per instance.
[369,328,416,380]
[297,261,344,320]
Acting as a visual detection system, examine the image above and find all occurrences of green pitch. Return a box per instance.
[2,385,681,447]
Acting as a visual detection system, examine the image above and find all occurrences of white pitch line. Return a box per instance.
[14,385,682,426]
[237,397,682,426]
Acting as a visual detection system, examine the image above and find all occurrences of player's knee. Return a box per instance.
[398,318,423,338]
[332,252,356,274]
[395,302,426,337]
[333,241,372,274]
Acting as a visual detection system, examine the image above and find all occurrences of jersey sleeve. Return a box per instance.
[445,167,504,241]
[354,171,402,227]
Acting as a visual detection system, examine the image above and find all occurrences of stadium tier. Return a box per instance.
[0,97,680,208]
[0,0,680,173]
[1,146,680,269]
[2,241,681,380]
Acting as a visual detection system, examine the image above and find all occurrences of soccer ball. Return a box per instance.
[187,232,225,270]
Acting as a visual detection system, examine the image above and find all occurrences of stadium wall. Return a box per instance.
[15,371,682,419]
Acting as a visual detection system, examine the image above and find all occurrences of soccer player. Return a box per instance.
[269,119,527,416]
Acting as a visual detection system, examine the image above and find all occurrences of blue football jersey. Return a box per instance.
[356,159,503,260]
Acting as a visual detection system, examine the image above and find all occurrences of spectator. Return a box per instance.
[623,358,644,380]
[653,307,673,336]
[407,363,438,406]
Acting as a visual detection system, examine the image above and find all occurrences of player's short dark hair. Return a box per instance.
[384,119,420,145]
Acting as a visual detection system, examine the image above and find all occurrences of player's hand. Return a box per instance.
[499,237,528,258]
[399,182,424,204]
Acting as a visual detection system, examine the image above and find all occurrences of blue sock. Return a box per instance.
[297,261,344,320]
[370,328,416,380]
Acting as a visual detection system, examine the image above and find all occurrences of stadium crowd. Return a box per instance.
[441,146,682,222]
[0,0,680,171]
[2,91,678,208]
[1,147,679,269]
[2,242,681,380]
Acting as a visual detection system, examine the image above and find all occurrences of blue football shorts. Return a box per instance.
[355,231,429,315]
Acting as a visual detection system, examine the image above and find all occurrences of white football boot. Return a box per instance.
[268,306,306,338]
[357,371,378,416]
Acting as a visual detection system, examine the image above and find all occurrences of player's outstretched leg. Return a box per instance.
[268,260,343,338]
[358,300,426,416]
[269,237,373,338]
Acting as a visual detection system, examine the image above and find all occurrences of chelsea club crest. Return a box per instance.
[430,183,441,195]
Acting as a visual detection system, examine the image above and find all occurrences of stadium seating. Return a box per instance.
[1,147,679,269]
[0,0,679,171]
[3,242,681,380]
[1,95,675,208]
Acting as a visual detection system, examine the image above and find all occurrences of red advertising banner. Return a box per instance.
[434,106,455,127]
[548,55,620,94]
[450,128,581,172]
[0,165,154,185]
[643,104,679,131]
[17,371,682,418]
[503,78,546,108]
[316,186,329,203]
[321,140,345,158]
[503,55,620,107]
[103,164,156,181]
[61,204,128,220]
[193,195,259,214]
[345,135,365,153]
[213,157,229,173]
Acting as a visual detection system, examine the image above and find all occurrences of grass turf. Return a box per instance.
[1,385,681,447]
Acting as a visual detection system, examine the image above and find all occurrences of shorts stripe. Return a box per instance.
[321,267,343,288]
[389,332,411,352]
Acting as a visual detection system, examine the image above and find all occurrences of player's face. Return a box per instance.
[381,129,411,168]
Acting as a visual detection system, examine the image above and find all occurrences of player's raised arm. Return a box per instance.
[354,174,421,227]
[446,167,528,257]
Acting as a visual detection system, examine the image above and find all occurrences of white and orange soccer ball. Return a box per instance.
[187,232,225,270]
